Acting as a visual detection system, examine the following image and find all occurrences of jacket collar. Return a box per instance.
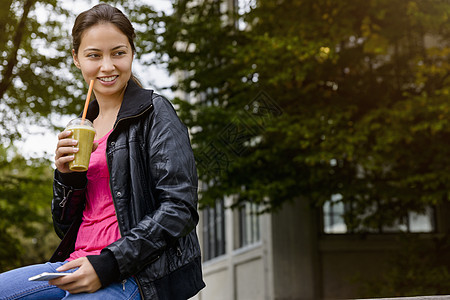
[85,79,154,123]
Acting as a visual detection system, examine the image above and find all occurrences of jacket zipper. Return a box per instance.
[134,253,161,297]
[59,187,72,221]
[107,103,154,237]
[105,103,154,297]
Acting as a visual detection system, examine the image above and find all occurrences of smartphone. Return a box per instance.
[28,272,71,281]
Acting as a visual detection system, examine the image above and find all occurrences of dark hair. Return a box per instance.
[72,3,142,86]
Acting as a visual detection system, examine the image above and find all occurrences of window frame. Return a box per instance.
[202,198,226,261]
[321,194,436,235]
[234,201,261,249]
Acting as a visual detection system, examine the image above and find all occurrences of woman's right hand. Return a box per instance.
[55,130,78,173]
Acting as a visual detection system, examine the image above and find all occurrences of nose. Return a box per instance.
[100,57,115,72]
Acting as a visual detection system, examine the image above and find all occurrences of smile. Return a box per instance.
[98,75,118,82]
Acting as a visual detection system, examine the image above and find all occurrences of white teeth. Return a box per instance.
[100,76,117,82]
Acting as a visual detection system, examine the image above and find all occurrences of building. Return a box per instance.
[168,1,450,299]
[191,195,448,300]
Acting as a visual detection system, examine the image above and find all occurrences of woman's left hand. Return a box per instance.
[49,257,101,294]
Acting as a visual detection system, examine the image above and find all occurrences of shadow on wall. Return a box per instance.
[353,235,450,298]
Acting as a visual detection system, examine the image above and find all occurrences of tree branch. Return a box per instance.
[0,0,36,100]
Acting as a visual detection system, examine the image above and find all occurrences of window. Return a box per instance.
[236,201,260,248]
[323,194,348,234]
[323,193,435,234]
[202,199,226,261]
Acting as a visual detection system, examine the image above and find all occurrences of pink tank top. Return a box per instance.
[68,129,121,261]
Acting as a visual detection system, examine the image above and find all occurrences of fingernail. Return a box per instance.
[73,148,79,152]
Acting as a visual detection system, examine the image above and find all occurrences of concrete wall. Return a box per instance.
[194,242,269,300]
[318,201,450,299]
[319,237,398,299]
[194,200,450,300]
[270,199,319,300]
[193,195,273,300]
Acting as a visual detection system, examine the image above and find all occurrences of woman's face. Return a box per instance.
[73,23,133,100]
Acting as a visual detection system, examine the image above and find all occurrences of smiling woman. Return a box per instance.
[19,1,175,161]
[72,22,135,139]
[0,3,205,300]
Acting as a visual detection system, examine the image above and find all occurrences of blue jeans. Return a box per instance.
[0,261,141,300]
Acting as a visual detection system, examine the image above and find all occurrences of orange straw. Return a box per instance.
[81,79,94,122]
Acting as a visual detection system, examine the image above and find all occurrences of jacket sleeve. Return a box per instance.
[104,95,199,279]
[51,170,87,238]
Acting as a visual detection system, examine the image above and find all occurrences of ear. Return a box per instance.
[72,49,81,69]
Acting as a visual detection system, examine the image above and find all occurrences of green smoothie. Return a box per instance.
[66,118,96,172]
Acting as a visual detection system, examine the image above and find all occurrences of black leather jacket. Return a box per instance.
[50,80,205,299]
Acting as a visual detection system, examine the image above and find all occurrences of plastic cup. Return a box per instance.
[66,118,96,172]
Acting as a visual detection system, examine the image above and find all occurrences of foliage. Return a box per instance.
[357,235,450,297]
[0,0,158,142]
[0,145,57,272]
[151,0,450,227]
[0,0,75,142]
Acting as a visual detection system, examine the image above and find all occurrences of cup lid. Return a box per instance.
[66,117,95,129]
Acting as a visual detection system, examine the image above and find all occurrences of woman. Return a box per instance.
[0,3,205,299]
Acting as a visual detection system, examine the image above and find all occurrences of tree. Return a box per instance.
[0,146,57,271]
[0,0,76,143]
[0,0,158,143]
[151,0,450,230]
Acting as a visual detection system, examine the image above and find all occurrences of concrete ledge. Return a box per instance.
[358,296,450,300]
